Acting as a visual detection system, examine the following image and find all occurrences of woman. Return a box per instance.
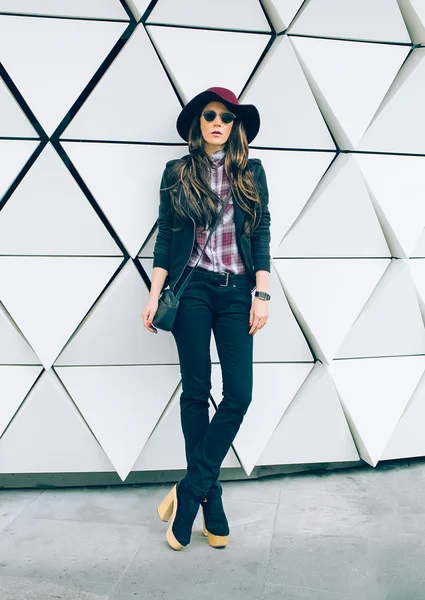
[141,87,271,551]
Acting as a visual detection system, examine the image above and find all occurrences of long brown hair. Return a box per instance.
[164,109,261,237]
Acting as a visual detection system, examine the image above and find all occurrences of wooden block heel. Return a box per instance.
[202,512,228,548]
[157,485,176,522]
[157,485,183,551]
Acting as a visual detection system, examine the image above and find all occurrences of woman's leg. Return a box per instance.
[182,283,253,499]
[171,281,214,482]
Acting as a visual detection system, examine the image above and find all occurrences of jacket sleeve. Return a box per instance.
[250,161,271,273]
[153,166,174,272]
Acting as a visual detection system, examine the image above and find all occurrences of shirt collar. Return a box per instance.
[209,147,225,167]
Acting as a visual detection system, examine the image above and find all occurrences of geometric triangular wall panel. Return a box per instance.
[61,142,184,257]
[0,77,38,137]
[241,36,336,150]
[398,0,425,44]
[275,154,390,257]
[0,365,42,438]
[382,368,425,460]
[336,259,425,359]
[248,148,335,255]
[0,144,121,255]
[147,0,271,32]
[0,302,40,365]
[147,26,270,104]
[355,153,425,258]
[55,260,179,365]
[62,24,183,143]
[407,259,425,320]
[274,258,391,365]
[0,140,39,201]
[359,48,425,154]
[0,257,122,368]
[329,355,425,466]
[0,369,114,473]
[289,0,411,43]
[212,362,314,476]
[261,0,304,32]
[290,36,409,149]
[0,1,130,19]
[0,15,127,136]
[257,362,359,466]
[56,364,181,481]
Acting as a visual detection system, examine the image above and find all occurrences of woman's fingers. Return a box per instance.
[249,314,268,335]
[142,309,158,334]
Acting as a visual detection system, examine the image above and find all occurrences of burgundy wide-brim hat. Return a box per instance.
[176,86,260,144]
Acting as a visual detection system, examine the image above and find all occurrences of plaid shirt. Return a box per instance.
[187,148,245,273]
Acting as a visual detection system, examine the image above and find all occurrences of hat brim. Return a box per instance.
[176,90,260,145]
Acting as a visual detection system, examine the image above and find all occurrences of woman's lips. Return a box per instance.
[212,131,222,136]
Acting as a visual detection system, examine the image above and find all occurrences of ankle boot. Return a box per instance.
[201,485,229,548]
[157,480,201,550]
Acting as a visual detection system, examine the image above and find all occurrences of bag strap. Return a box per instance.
[173,188,232,301]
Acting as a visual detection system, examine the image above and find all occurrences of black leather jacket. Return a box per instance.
[153,155,271,291]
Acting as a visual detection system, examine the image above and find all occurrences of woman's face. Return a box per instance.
[199,100,234,154]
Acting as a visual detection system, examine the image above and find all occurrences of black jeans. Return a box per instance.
[171,266,254,500]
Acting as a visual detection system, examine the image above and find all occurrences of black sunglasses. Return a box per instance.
[202,110,236,125]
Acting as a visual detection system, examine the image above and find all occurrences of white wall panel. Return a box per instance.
[56,260,179,366]
[274,258,391,365]
[359,48,425,154]
[0,303,41,365]
[0,365,42,437]
[0,78,37,137]
[398,0,425,43]
[62,142,183,257]
[355,153,425,258]
[0,15,127,136]
[382,369,425,460]
[261,0,304,32]
[0,140,38,200]
[147,25,270,104]
[290,37,409,149]
[290,0,411,43]
[276,154,390,258]
[0,257,122,368]
[56,364,181,480]
[63,24,182,143]
[248,148,335,254]
[241,36,335,149]
[0,369,114,473]
[329,356,425,466]
[212,363,314,475]
[258,363,359,466]
[147,0,270,32]
[336,259,425,359]
[0,1,129,19]
[0,144,121,255]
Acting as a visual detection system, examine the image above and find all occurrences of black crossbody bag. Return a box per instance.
[152,189,231,332]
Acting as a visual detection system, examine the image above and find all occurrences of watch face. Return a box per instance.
[256,291,270,300]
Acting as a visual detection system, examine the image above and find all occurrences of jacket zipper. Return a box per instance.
[173,214,196,292]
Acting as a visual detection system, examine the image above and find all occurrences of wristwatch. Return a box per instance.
[255,291,271,301]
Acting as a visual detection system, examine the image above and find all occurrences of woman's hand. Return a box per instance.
[141,297,159,334]
[249,297,269,336]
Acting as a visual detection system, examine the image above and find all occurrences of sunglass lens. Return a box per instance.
[203,111,216,122]
[221,112,236,124]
